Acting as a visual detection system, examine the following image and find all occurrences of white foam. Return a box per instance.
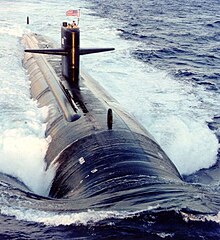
[1,204,219,226]
[182,211,220,224]
[0,95,55,196]
[151,116,219,174]
[0,25,24,38]
[205,212,220,224]
[0,20,55,196]
[0,205,159,226]
[0,127,54,196]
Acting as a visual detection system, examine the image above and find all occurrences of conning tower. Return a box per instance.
[25,22,114,90]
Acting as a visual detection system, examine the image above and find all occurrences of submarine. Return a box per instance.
[22,22,219,214]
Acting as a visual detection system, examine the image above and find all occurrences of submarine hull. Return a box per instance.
[22,33,220,214]
[23,33,180,192]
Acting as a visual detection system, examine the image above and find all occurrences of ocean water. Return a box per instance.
[0,0,219,239]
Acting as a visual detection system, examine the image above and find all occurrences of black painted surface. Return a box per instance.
[22,33,219,215]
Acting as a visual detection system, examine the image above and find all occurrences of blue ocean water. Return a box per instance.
[0,0,219,239]
[89,0,220,89]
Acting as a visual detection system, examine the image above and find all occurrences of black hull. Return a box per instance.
[22,33,219,214]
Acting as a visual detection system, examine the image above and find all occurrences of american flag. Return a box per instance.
[66,9,80,18]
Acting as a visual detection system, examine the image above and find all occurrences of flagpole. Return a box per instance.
[77,9,80,26]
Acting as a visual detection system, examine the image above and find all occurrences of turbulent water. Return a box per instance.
[0,0,219,239]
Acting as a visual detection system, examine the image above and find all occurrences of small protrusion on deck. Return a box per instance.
[107,108,113,130]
